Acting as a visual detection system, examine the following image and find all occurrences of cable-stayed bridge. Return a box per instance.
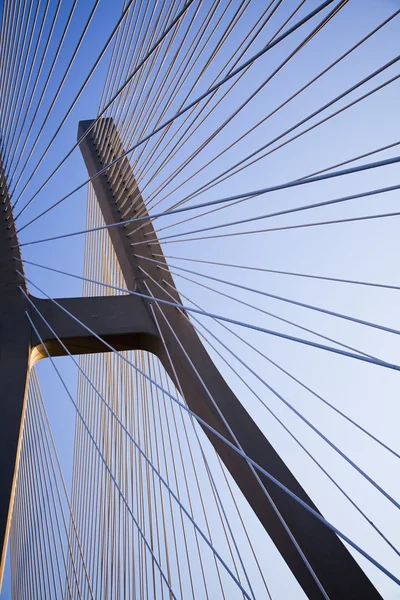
[0,1,399,598]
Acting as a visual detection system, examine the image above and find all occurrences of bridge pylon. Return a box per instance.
[0,119,382,599]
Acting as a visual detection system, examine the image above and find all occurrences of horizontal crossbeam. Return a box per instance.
[29,294,159,363]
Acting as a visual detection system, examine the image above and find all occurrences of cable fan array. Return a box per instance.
[0,0,400,598]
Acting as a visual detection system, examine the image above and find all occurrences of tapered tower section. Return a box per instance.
[77,118,382,600]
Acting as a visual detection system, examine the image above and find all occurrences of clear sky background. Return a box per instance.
[1,0,400,597]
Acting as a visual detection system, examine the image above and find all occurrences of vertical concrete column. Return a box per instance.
[0,158,31,586]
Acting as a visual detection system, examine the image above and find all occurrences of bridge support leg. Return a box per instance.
[78,117,382,600]
[0,157,32,587]
[0,158,160,587]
